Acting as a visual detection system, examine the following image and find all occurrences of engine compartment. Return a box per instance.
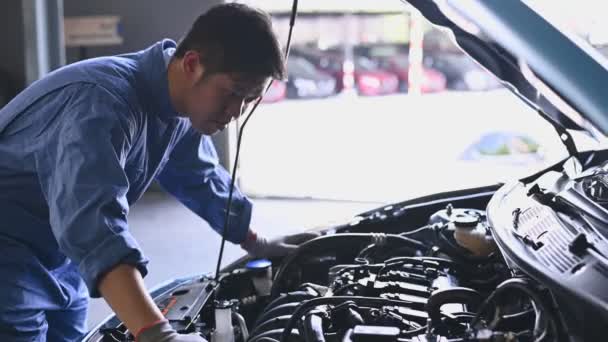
[224,205,562,342]
[86,186,569,341]
[84,152,608,342]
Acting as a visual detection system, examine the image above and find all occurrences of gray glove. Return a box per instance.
[241,231,320,258]
[137,320,207,342]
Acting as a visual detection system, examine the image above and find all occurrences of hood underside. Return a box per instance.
[405,0,608,138]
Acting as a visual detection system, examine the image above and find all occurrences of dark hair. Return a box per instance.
[175,3,286,80]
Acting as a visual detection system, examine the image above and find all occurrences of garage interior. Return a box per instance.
[2,0,602,337]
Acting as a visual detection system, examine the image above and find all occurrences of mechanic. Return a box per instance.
[0,3,315,342]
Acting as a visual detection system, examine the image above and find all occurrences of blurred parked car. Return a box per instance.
[260,80,286,103]
[353,56,399,96]
[291,46,398,96]
[423,52,501,91]
[286,56,336,99]
[380,54,447,93]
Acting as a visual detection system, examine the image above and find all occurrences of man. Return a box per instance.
[0,4,313,341]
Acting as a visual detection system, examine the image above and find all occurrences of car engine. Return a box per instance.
[87,154,608,342]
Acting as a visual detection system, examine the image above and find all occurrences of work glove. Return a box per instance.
[136,320,207,342]
[241,230,320,258]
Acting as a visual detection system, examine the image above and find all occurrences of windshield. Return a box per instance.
[234,0,601,204]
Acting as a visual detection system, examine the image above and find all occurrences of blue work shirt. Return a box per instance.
[0,39,252,297]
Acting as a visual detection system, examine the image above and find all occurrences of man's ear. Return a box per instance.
[182,50,205,81]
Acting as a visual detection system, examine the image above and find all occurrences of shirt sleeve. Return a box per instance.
[35,84,147,298]
[156,127,252,244]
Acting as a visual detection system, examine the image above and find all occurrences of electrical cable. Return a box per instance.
[333,283,361,295]
[279,297,412,342]
[213,0,299,282]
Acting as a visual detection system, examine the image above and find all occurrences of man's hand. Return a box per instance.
[136,320,207,342]
[241,230,320,258]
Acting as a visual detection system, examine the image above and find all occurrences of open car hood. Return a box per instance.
[405,0,608,139]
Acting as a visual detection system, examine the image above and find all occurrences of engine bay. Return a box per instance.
[86,153,608,342]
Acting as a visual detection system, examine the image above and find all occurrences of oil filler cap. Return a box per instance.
[352,325,399,342]
[453,214,479,229]
[246,259,272,271]
[246,259,272,297]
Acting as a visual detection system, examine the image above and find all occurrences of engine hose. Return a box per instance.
[471,278,558,340]
[233,312,249,341]
[255,303,301,328]
[303,314,326,342]
[250,328,299,342]
[272,234,427,297]
[425,287,483,325]
[356,244,375,259]
[260,291,318,318]
[279,297,411,342]
[254,338,280,342]
[341,329,353,342]
[250,315,293,339]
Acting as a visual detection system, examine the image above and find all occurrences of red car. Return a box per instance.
[290,47,398,96]
[352,57,399,96]
[380,54,447,93]
[260,80,286,103]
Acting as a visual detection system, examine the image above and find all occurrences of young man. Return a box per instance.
[0,4,314,341]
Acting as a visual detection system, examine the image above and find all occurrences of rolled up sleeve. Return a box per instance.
[156,127,252,244]
[35,84,147,298]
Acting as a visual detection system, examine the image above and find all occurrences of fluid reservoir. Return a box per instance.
[246,259,273,296]
[211,301,235,342]
[450,213,497,257]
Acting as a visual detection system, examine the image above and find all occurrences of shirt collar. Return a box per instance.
[163,46,176,69]
[136,39,180,120]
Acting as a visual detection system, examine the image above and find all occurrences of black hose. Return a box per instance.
[260,291,317,318]
[272,234,427,297]
[254,338,280,342]
[250,328,299,342]
[425,287,483,325]
[255,303,301,329]
[303,314,326,342]
[250,315,292,340]
[471,278,558,340]
[279,297,411,342]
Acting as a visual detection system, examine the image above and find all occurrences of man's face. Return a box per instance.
[183,73,269,134]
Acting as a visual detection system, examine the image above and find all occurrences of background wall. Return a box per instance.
[63,0,222,63]
[0,0,26,97]
[0,0,222,102]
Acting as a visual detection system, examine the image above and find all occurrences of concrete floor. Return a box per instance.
[86,191,380,329]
